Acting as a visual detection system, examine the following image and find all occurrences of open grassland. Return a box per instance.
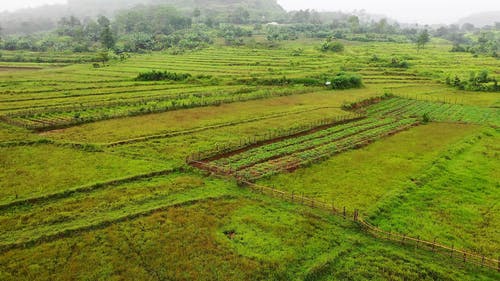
[0,189,497,281]
[0,39,499,280]
[0,144,170,205]
[370,128,500,257]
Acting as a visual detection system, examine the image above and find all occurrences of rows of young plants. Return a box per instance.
[4,86,313,130]
[236,118,418,181]
[211,117,395,170]
[0,84,239,113]
[365,97,500,126]
[206,117,418,181]
[238,118,418,180]
[0,50,102,63]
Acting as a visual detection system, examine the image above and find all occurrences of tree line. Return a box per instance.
[0,4,497,56]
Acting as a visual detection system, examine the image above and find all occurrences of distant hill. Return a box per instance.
[0,0,285,34]
[67,0,284,18]
[457,11,500,27]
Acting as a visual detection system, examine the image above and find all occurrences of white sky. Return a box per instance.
[1,0,67,11]
[278,0,500,24]
[1,0,499,24]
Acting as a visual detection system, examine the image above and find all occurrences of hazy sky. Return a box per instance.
[1,0,500,24]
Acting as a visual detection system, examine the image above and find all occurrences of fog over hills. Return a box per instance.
[1,0,499,35]
[0,0,285,34]
[457,11,500,27]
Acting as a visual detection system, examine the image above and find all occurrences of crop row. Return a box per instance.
[235,118,418,181]
[4,86,313,130]
[212,117,396,170]
[366,97,499,126]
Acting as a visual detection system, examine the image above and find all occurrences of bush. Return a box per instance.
[135,70,191,81]
[450,44,466,52]
[238,76,322,86]
[445,70,499,92]
[422,113,431,123]
[329,72,363,89]
[321,41,345,52]
[388,57,409,68]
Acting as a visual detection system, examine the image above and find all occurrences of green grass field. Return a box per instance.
[0,38,499,280]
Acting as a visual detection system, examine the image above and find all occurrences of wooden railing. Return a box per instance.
[189,160,500,273]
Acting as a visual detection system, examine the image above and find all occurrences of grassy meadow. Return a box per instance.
[0,38,499,280]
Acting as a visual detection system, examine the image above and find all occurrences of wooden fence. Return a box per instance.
[187,113,365,163]
[188,120,419,181]
[190,160,500,273]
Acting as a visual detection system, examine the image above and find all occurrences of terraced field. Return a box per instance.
[1,39,499,280]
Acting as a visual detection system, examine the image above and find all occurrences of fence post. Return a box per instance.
[450,244,454,258]
[343,206,346,219]
[291,191,295,203]
[481,255,485,267]
[402,234,405,245]
[463,252,467,264]
[331,201,335,214]
[416,236,420,249]
[432,238,436,252]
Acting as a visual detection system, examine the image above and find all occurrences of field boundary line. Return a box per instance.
[186,113,365,163]
[105,106,347,147]
[230,119,412,173]
[1,86,316,131]
[193,161,500,272]
[188,144,499,272]
[0,168,183,212]
[0,194,234,253]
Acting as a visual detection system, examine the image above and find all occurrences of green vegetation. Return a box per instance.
[135,70,192,81]
[0,4,499,279]
[371,129,500,256]
[329,72,363,89]
[446,70,500,92]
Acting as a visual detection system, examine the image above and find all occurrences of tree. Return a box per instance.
[97,51,110,65]
[417,29,430,51]
[348,16,360,33]
[98,16,115,49]
[461,23,475,32]
[193,8,201,19]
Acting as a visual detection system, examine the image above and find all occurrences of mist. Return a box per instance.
[1,0,500,25]
[278,0,500,24]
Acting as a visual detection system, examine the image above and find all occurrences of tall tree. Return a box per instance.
[417,29,430,51]
[98,16,115,49]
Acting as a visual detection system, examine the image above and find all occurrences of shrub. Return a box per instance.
[238,76,322,86]
[321,41,344,52]
[291,48,304,56]
[445,70,499,92]
[422,113,431,123]
[450,44,466,52]
[135,70,191,81]
[329,72,363,89]
[388,57,409,68]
